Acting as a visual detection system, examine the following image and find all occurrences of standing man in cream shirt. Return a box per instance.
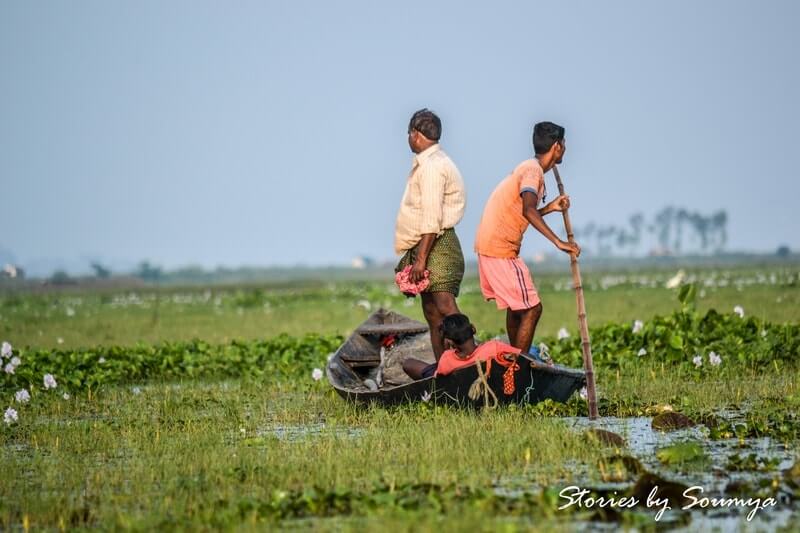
[395,109,467,371]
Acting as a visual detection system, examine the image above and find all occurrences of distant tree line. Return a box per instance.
[572,206,728,256]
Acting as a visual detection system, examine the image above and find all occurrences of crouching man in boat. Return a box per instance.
[394,109,467,360]
[403,313,520,379]
[474,121,580,355]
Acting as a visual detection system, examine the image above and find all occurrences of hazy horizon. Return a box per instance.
[2,1,798,275]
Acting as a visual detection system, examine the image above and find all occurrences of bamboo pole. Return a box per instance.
[552,165,599,419]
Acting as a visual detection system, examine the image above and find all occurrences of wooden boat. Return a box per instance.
[326,309,586,407]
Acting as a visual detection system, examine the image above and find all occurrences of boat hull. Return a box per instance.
[326,309,586,408]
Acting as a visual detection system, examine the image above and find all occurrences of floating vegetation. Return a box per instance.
[656,441,708,467]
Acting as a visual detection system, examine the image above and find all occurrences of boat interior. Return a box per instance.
[326,309,435,392]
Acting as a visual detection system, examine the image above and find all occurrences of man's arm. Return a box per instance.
[522,192,580,256]
[538,194,570,216]
[410,162,447,282]
[410,233,436,283]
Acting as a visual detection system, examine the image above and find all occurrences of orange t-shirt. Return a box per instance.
[435,339,522,376]
[474,159,545,258]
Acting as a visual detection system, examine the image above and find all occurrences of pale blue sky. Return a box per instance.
[1,1,798,273]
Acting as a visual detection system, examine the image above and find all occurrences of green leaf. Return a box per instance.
[669,334,684,350]
[677,283,697,309]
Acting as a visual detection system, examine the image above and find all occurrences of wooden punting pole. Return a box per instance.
[552,165,599,419]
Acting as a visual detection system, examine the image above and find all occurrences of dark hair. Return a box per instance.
[532,121,565,155]
[439,313,474,345]
[409,108,442,141]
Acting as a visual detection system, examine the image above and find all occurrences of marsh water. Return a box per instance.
[259,409,798,531]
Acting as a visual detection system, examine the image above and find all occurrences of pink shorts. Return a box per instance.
[478,254,541,311]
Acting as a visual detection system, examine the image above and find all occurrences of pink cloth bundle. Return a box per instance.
[395,265,430,295]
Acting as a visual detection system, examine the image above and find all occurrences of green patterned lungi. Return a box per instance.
[395,228,465,297]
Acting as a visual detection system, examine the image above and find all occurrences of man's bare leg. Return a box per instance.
[506,309,521,347]
[508,302,543,354]
[421,291,460,359]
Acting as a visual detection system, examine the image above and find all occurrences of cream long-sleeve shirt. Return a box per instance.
[394,144,466,255]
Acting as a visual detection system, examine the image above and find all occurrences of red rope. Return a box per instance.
[487,352,520,395]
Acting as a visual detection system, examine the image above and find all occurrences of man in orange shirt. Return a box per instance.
[474,122,580,354]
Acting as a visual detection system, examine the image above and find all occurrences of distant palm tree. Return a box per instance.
[654,206,675,251]
[711,210,728,252]
[673,208,689,254]
[629,213,644,255]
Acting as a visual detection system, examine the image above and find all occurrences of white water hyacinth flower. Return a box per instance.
[57,337,64,345]
[557,327,570,340]
[10,356,21,368]
[4,407,18,425]
[132,386,142,395]
[62,392,70,400]
[43,374,57,389]
[709,352,722,366]
[421,390,432,403]
[733,305,744,318]
[665,269,686,289]
[1,341,11,358]
[637,348,647,357]
[4,363,15,375]
[632,320,644,334]
[14,389,30,403]
[579,386,588,400]
[311,368,323,381]
[692,355,703,368]
[326,353,335,363]
[98,357,106,364]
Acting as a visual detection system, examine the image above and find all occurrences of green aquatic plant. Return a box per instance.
[656,441,708,467]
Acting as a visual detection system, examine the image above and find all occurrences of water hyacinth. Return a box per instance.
[4,407,18,425]
[62,392,70,400]
[311,368,323,381]
[557,327,570,340]
[14,389,30,403]
[632,320,644,334]
[10,356,21,368]
[692,355,703,368]
[733,305,744,318]
[1,341,11,358]
[4,363,14,375]
[132,386,142,395]
[709,351,722,366]
[98,357,106,364]
[579,386,588,400]
[637,348,647,357]
[43,373,57,389]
